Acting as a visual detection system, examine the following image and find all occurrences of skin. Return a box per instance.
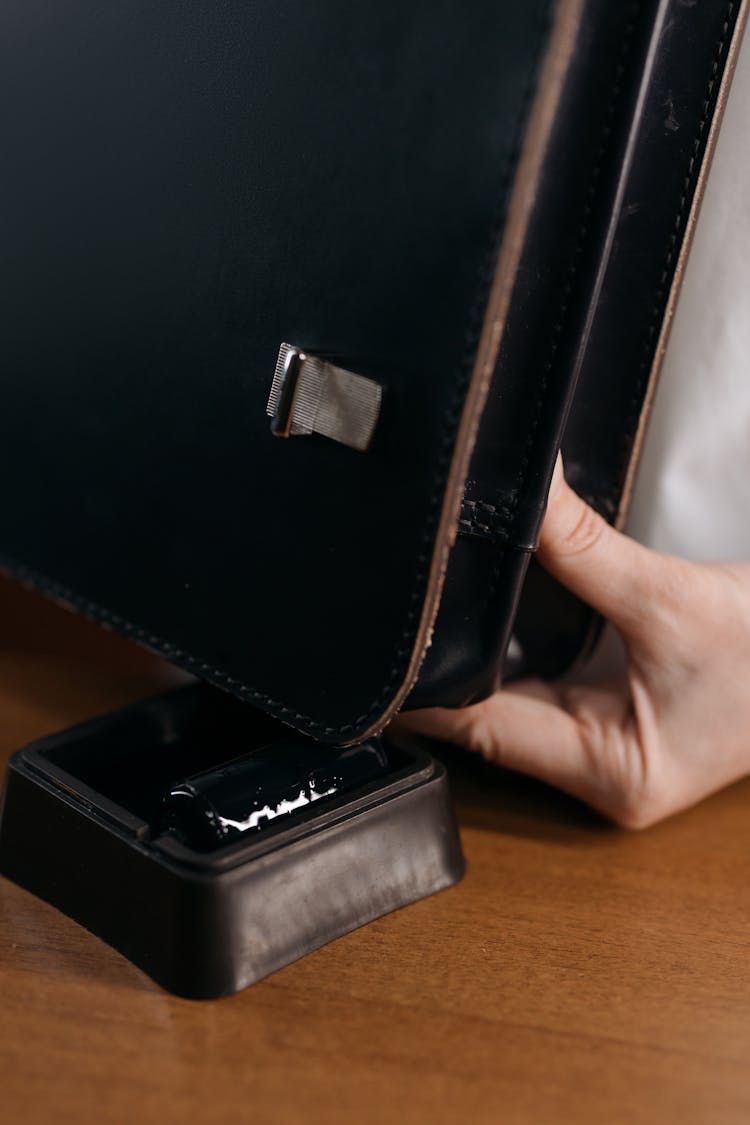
[398,459,750,829]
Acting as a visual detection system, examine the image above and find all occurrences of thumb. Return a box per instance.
[538,456,668,638]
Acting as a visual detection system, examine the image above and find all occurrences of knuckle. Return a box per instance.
[456,707,501,762]
[607,763,670,830]
[558,497,608,559]
[565,690,670,830]
[611,789,664,831]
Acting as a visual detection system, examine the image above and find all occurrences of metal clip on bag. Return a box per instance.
[1,0,746,743]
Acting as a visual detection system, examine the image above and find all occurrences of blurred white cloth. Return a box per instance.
[626,30,750,560]
[583,30,750,678]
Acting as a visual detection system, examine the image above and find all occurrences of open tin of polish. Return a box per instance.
[0,684,464,999]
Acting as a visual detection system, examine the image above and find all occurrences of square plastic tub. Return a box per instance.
[0,684,464,998]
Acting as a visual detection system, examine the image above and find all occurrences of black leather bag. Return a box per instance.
[1,0,746,744]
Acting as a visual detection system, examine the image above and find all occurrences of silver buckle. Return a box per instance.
[266,343,383,452]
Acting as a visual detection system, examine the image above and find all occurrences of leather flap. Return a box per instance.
[0,0,562,741]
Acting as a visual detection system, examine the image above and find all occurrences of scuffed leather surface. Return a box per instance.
[0,1,551,741]
[518,0,744,680]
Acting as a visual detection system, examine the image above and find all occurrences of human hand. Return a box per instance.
[399,460,750,828]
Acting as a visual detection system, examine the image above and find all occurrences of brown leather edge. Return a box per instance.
[354,0,586,743]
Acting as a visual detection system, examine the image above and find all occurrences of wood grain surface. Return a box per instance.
[1,575,750,1125]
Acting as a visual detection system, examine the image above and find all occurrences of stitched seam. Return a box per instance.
[458,520,511,543]
[1,3,554,739]
[482,2,643,620]
[462,498,515,521]
[458,497,514,542]
[0,554,327,724]
[604,0,737,511]
[463,498,516,519]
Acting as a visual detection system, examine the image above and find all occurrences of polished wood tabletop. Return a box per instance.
[2,575,750,1124]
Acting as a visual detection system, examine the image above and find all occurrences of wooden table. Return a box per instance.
[2,575,750,1124]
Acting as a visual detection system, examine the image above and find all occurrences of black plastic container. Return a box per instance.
[0,684,464,999]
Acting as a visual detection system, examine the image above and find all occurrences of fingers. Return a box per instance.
[538,457,671,639]
[398,682,627,819]
[399,691,581,773]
